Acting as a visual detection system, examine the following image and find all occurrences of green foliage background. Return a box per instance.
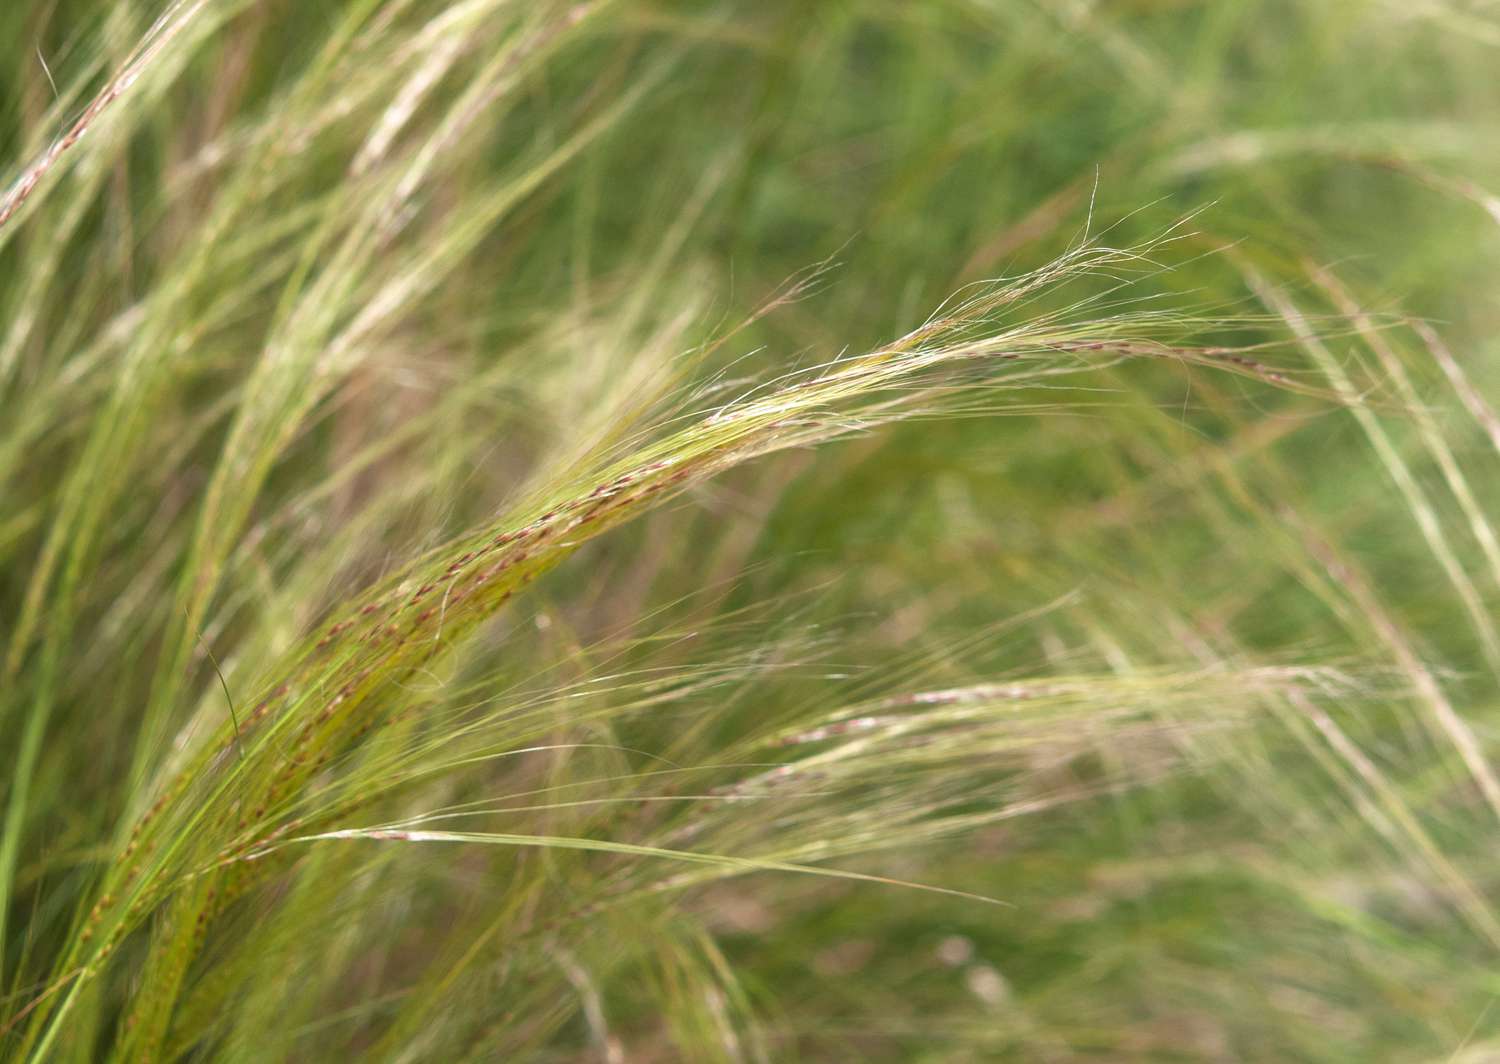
[2,1,1499,1060]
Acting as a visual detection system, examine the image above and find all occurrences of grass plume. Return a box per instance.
[3,1,1500,1060]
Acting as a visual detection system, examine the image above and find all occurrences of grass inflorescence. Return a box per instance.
[3,1,1500,1060]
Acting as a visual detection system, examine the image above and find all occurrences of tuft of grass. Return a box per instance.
[2,1,1500,1060]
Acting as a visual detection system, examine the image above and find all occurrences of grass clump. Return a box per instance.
[3,1,1500,1060]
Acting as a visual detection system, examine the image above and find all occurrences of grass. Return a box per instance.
[2,1,1499,1060]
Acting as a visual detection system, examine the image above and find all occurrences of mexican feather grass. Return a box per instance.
[3,1,1500,1060]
